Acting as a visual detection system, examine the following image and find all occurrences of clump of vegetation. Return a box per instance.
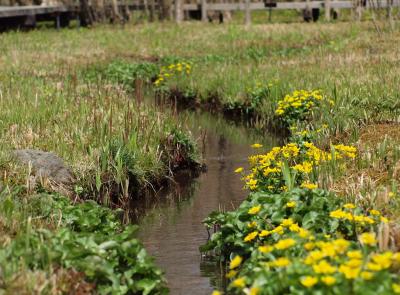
[274,89,334,127]
[205,89,399,295]
[84,60,160,89]
[0,189,167,294]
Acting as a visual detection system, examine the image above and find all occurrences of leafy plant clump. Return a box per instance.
[275,90,334,127]
[83,60,159,89]
[205,89,399,295]
[0,192,167,295]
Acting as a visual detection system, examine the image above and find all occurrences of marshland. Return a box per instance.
[0,7,400,295]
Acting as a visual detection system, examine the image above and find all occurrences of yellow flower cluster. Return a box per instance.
[329,204,389,226]
[243,141,356,192]
[154,62,191,86]
[275,90,324,116]
[333,144,357,159]
[246,218,310,244]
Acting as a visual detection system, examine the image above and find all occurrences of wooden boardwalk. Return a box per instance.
[183,0,400,11]
[0,0,399,28]
[0,5,69,18]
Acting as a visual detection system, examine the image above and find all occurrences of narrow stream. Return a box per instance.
[137,108,280,294]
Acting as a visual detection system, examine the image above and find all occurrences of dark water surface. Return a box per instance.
[137,110,280,295]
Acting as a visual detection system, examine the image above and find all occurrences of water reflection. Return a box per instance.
[137,109,280,295]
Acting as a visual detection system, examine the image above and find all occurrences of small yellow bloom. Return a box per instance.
[344,203,356,209]
[339,265,360,279]
[304,242,315,250]
[300,182,318,190]
[232,277,246,288]
[271,257,291,267]
[248,205,261,215]
[359,232,377,246]
[321,276,336,286]
[234,167,244,173]
[258,245,273,253]
[347,250,362,259]
[251,143,263,148]
[229,255,243,270]
[361,271,374,280]
[212,291,222,295]
[313,260,336,274]
[393,283,400,294]
[259,230,271,237]
[281,218,294,227]
[300,276,318,288]
[286,201,296,208]
[244,231,258,242]
[247,221,257,228]
[369,209,380,216]
[249,287,260,295]
[226,270,237,278]
[274,238,296,250]
[381,216,389,223]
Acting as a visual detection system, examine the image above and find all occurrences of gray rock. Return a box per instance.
[12,149,75,185]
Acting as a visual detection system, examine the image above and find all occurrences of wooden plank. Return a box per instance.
[183,0,398,11]
[0,5,69,18]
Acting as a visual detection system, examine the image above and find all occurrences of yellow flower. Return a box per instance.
[226,270,237,278]
[393,283,400,294]
[300,182,318,190]
[347,250,362,259]
[289,223,300,233]
[247,221,257,228]
[300,276,318,288]
[313,260,336,274]
[212,291,222,295]
[244,231,258,242]
[330,209,347,219]
[321,276,336,286]
[248,205,261,215]
[298,228,310,239]
[281,218,294,227]
[274,238,296,250]
[346,259,362,268]
[271,257,291,267]
[359,232,377,246]
[369,209,380,216]
[371,252,392,269]
[259,230,271,237]
[367,262,382,271]
[304,242,315,250]
[251,143,263,148]
[381,216,389,223]
[339,265,360,279]
[258,245,273,253]
[249,287,260,295]
[234,167,244,173]
[229,255,243,269]
[232,277,246,288]
[286,201,296,208]
[361,271,374,280]
[344,203,356,209]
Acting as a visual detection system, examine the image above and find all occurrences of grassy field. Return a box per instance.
[0,18,400,294]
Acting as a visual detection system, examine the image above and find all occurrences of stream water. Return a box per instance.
[137,108,280,295]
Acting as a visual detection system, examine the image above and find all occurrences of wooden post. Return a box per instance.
[201,0,207,22]
[324,0,331,20]
[387,0,393,25]
[245,0,251,26]
[175,0,183,23]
